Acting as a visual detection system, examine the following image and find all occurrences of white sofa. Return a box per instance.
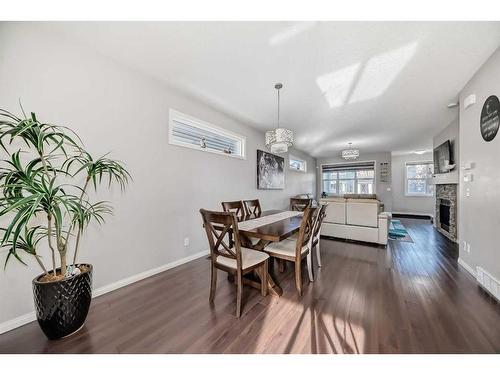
[319,197,391,245]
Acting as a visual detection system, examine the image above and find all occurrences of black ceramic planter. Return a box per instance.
[32,264,93,340]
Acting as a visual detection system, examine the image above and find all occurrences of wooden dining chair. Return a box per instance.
[290,197,312,212]
[200,209,269,318]
[263,207,317,296]
[311,203,328,268]
[243,199,262,217]
[285,203,328,279]
[221,200,247,219]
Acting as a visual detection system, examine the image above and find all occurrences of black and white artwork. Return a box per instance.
[257,150,284,190]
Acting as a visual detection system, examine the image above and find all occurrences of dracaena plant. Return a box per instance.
[0,107,130,279]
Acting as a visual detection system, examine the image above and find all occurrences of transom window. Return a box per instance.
[322,162,375,195]
[169,109,246,159]
[405,161,434,196]
[289,155,307,172]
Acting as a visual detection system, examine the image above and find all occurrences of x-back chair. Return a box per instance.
[243,199,262,218]
[290,197,312,212]
[263,207,317,296]
[200,209,269,317]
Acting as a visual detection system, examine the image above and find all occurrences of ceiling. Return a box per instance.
[50,22,500,157]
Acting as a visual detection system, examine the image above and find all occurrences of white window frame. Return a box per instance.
[320,160,377,196]
[168,109,246,159]
[404,161,434,197]
[289,155,307,173]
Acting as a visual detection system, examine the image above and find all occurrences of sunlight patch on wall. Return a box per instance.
[348,42,418,104]
[316,63,361,108]
[269,22,317,45]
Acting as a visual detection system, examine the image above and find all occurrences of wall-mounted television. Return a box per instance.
[433,140,453,174]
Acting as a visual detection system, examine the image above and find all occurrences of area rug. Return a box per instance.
[388,219,413,243]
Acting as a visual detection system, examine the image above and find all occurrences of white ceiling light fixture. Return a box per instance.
[265,83,294,154]
[341,142,360,160]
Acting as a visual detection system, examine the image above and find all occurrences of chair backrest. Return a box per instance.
[290,197,312,212]
[312,203,328,243]
[200,209,242,271]
[294,206,317,258]
[221,200,246,220]
[243,199,262,217]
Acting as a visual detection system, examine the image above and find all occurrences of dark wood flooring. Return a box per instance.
[1,218,499,353]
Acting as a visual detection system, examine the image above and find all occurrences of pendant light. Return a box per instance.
[341,142,360,160]
[265,83,294,154]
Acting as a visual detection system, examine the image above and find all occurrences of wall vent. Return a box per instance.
[476,267,500,302]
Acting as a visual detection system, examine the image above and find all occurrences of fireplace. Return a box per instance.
[439,199,451,232]
[435,184,457,241]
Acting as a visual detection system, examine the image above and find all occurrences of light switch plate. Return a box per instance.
[463,173,473,182]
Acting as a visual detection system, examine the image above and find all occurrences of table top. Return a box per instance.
[237,210,303,242]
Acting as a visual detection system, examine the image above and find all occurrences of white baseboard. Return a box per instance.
[0,250,209,335]
[458,257,476,278]
[0,311,36,335]
[93,249,208,297]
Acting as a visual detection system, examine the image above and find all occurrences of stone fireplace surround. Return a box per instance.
[435,184,457,242]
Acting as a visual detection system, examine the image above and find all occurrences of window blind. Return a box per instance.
[322,161,375,172]
[171,118,242,156]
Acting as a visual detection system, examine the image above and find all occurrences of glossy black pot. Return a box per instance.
[32,264,93,340]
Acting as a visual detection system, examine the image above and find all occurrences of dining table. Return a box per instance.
[233,209,304,296]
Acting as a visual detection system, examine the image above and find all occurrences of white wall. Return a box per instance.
[391,152,434,216]
[316,152,392,211]
[0,23,316,327]
[458,47,500,281]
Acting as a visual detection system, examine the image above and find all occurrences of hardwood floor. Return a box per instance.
[1,218,499,353]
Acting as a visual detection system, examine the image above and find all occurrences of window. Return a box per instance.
[289,155,307,172]
[405,161,434,196]
[169,109,246,159]
[321,162,375,195]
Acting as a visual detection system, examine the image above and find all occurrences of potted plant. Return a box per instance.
[0,107,130,339]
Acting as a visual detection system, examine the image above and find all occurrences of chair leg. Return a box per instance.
[278,259,286,273]
[307,251,314,282]
[294,260,303,296]
[260,261,268,296]
[209,264,217,303]
[316,241,322,267]
[236,271,243,318]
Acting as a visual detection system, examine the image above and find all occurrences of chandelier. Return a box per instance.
[341,142,360,160]
[265,83,293,154]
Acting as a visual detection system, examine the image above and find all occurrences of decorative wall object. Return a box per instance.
[257,149,285,189]
[480,95,499,142]
[379,162,391,183]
